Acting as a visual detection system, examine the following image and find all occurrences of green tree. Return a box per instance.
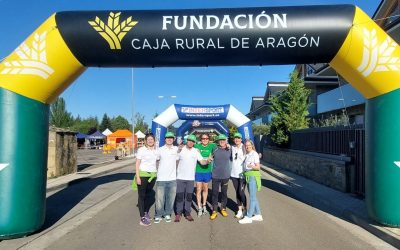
[132,113,149,133]
[50,97,74,128]
[99,113,113,132]
[252,123,270,136]
[71,116,98,134]
[270,71,311,147]
[111,115,131,130]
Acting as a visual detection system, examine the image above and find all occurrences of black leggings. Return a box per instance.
[137,177,156,217]
[231,177,247,208]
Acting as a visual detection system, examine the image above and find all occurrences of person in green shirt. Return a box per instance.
[194,133,216,217]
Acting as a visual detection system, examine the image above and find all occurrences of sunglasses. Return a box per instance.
[201,138,209,140]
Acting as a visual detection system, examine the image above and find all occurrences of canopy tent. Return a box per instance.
[87,130,106,139]
[102,128,113,136]
[135,130,145,138]
[76,133,87,139]
[107,129,136,149]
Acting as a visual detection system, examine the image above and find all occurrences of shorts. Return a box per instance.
[195,172,212,183]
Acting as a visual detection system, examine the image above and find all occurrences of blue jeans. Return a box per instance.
[155,180,177,218]
[247,176,261,217]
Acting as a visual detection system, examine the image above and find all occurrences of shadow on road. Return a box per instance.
[261,178,343,218]
[40,172,134,232]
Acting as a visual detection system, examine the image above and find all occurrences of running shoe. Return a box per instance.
[165,215,172,223]
[221,209,229,217]
[210,211,218,220]
[235,210,243,219]
[202,206,208,215]
[154,217,162,224]
[197,207,203,217]
[238,216,253,224]
[251,214,264,222]
[140,217,151,226]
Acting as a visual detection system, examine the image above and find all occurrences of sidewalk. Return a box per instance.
[47,155,134,192]
[260,161,400,249]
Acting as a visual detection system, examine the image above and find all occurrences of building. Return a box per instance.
[248,0,399,127]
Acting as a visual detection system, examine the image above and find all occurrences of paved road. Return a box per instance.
[77,148,122,171]
[45,167,394,250]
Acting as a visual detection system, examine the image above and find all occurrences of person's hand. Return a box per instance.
[136,176,142,185]
[258,153,262,159]
[208,155,214,162]
[178,144,184,150]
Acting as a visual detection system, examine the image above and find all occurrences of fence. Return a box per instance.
[289,125,365,196]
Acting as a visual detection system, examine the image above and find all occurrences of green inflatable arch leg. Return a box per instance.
[0,88,49,239]
[366,88,400,226]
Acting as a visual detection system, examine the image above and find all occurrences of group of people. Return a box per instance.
[132,131,262,226]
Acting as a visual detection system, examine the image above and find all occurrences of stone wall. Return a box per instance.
[47,127,77,178]
[263,147,351,192]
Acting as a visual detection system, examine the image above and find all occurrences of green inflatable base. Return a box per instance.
[366,88,400,226]
[0,88,49,239]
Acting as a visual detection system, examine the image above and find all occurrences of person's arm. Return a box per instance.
[135,159,142,185]
[251,151,261,170]
[196,149,209,165]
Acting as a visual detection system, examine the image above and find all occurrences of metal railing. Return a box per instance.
[289,125,365,196]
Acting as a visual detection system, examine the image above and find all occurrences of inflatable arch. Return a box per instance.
[175,119,229,144]
[1,5,400,238]
[152,104,250,147]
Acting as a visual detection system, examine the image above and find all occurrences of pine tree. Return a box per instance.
[99,113,113,132]
[270,71,310,147]
[50,97,74,128]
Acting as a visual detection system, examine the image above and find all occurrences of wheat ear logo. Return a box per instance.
[88,12,138,50]
[1,32,54,79]
[358,28,400,77]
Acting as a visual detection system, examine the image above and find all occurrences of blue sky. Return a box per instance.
[0,0,380,127]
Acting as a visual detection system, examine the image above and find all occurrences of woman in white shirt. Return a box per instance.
[135,133,158,226]
[239,140,263,224]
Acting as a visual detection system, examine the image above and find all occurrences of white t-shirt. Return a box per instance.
[136,146,158,173]
[156,145,179,181]
[244,150,260,171]
[231,144,245,178]
[177,146,203,180]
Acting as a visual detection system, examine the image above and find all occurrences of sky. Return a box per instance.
[0,0,381,127]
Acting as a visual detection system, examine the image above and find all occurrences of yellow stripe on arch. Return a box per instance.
[0,14,86,104]
[330,7,400,99]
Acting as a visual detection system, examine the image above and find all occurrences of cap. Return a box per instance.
[216,134,227,141]
[233,132,242,138]
[187,134,197,142]
[165,132,175,138]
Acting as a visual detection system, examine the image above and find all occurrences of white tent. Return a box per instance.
[102,128,113,136]
[135,130,145,138]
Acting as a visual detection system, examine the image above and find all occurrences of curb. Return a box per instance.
[260,162,400,249]
[46,158,134,193]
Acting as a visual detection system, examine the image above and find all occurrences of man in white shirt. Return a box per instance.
[154,132,178,224]
[175,134,209,222]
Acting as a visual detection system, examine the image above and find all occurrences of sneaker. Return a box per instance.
[140,217,151,226]
[154,217,162,224]
[197,207,203,217]
[235,210,243,219]
[185,214,194,222]
[174,214,181,223]
[221,209,228,217]
[251,214,264,222]
[210,211,218,220]
[238,216,253,224]
[202,206,208,215]
[144,212,151,221]
[165,215,172,223]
